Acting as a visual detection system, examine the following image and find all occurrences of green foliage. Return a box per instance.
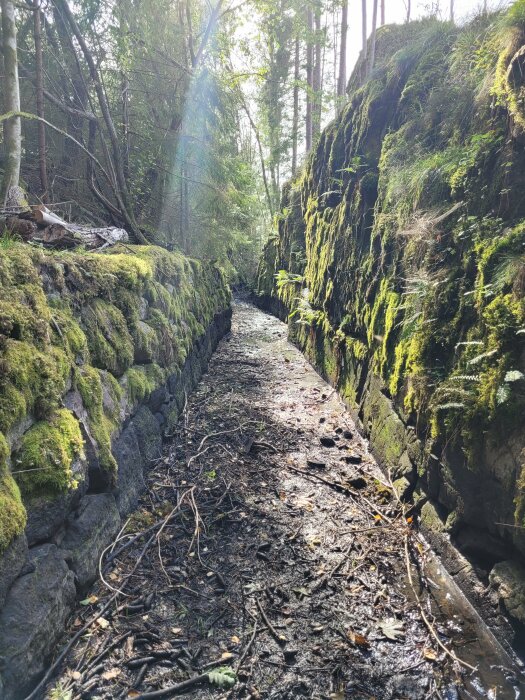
[208,666,237,689]
[0,432,26,553]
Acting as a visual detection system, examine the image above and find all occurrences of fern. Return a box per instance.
[49,684,72,700]
[450,374,480,382]
[275,269,303,292]
[455,341,483,349]
[434,402,465,411]
[467,349,498,366]
[208,666,236,689]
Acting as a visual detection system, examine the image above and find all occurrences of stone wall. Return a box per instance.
[0,243,231,699]
[256,11,525,641]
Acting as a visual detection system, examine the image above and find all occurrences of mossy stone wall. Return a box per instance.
[257,9,525,595]
[0,243,230,555]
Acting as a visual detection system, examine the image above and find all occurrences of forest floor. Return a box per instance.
[49,301,522,700]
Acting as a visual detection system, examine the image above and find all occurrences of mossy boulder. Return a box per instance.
[0,242,230,554]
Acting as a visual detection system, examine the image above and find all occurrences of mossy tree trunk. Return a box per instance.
[312,1,322,139]
[368,0,378,76]
[0,0,22,207]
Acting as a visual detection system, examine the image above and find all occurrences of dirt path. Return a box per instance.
[49,301,521,700]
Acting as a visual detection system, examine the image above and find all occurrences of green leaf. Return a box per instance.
[208,666,237,689]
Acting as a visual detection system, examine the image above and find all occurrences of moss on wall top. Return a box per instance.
[0,242,230,552]
[258,6,525,550]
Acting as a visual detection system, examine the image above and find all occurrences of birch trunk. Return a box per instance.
[1,0,22,206]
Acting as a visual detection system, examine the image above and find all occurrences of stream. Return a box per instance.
[49,300,525,700]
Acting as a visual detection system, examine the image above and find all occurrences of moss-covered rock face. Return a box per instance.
[0,242,230,553]
[258,9,525,557]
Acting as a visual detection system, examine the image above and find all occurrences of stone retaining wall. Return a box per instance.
[0,307,231,700]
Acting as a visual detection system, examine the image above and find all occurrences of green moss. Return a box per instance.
[0,432,26,553]
[0,340,70,434]
[82,300,134,376]
[124,364,167,405]
[14,409,84,497]
[75,367,118,476]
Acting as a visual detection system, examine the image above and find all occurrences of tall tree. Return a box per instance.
[361,0,367,65]
[368,0,378,75]
[337,0,348,109]
[381,0,385,25]
[312,1,322,139]
[291,37,300,175]
[305,5,313,152]
[1,0,23,205]
[53,0,146,242]
[33,0,48,201]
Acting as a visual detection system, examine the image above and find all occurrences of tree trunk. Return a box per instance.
[291,37,299,176]
[53,0,147,243]
[362,0,367,59]
[305,6,313,152]
[1,0,22,206]
[312,2,322,139]
[368,0,378,75]
[405,0,411,23]
[33,0,48,201]
[381,0,385,25]
[450,0,454,23]
[121,71,130,182]
[337,0,348,109]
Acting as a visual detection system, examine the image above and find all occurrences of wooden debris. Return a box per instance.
[1,204,129,250]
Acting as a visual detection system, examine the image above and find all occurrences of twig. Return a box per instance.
[132,673,210,698]
[256,598,286,645]
[236,620,259,669]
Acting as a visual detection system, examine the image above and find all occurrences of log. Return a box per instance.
[37,223,129,249]
[33,204,67,226]
[1,205,130,249]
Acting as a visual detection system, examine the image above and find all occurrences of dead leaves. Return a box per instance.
[95,616,110,630]
[79,595,98,606]
[346,629,371,649]
[378,618,404,641]
[101,667,121,681]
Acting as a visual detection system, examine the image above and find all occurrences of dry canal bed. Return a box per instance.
[42,301,523,700]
